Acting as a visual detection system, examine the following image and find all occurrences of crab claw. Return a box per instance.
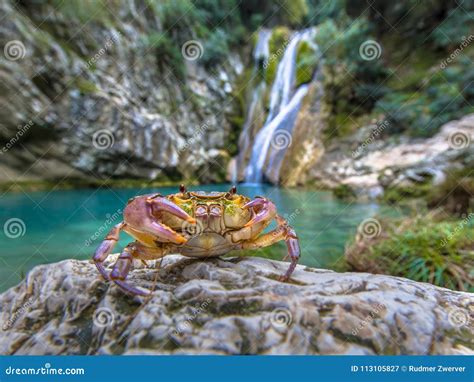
[148,196,196,224]
[243,197,276,227]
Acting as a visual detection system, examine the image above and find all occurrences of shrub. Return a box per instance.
[345,216,474,291]
[141,32,185,79]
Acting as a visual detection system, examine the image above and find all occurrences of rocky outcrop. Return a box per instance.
[310,114,474,198]
[0,254,472,355]
[0,0,242,184]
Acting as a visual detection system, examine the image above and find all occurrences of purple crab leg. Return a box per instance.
[110,247,151,296]
[243,197,276,227]
[93,222,125,280]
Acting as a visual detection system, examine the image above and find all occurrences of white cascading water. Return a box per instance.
[232,29,272,184]
[244,29,315,183]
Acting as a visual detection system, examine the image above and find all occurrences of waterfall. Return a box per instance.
[243,29,316,184]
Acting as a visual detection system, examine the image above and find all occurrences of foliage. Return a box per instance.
[376,52,474,137]
[141,32,185,79]
[315,17,387,138]
[295,41,318,87]
[49,0,114,23]
[265,27,291,85]
[201,29,230,66]
[428,167,474,216]
[345,216,474,291]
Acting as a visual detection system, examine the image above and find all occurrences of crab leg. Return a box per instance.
[110,242,173,296]
[240,215,300,281]
[93,222,125,280]
[243,197,276,227]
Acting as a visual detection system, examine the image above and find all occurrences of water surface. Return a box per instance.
[0,184,398,292]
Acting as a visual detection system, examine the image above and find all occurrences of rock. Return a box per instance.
[0,254,472,355]
[310,114,474,198]
[0,0,242,184]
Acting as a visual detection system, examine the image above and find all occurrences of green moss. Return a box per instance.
[265,27,291,85]
[428,168,474,216]
[75,78,99,94]
[345,216,474,291]
[383,182,433,204]
[295,40,318,87]
[332,184,356,200]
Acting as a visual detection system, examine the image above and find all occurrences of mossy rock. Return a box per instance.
[265,27,291,85]
[75,78,99,94]
[332,184,357,200]
[295,40,318,87]
[383,182,433,204]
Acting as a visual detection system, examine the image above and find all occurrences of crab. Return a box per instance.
[93,185,300,296]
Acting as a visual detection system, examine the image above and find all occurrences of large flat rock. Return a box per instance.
[0,255,472,355]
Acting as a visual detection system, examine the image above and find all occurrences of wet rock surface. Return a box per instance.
[0,254,472,355]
